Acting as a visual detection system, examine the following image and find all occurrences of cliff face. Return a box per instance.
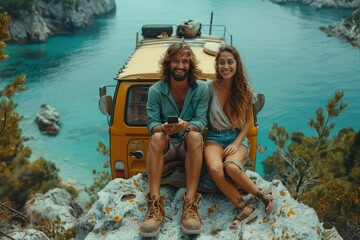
[269,1,360,48]
[320,8,360,48]
[9,0,116,43]
[269,0,360,9]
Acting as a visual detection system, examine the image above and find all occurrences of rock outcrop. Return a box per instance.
[35,104,61,136]
[9,229,50,240]
[269,0,360,9]
[320,8,360,48]
[269,1,360,49]
[9,0,116,43]
[25,188,83,229]
[7,188,83,240]
[74,171,342,240]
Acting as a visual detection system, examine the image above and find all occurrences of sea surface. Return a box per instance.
[1,0,359,200]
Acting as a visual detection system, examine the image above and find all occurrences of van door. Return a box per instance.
[110,82,153,179]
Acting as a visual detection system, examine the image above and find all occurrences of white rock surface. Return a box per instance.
[74,171,342,240]
[26,188,83,230]
[9,229,50,240]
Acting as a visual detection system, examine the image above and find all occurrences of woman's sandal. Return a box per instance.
[229,201,258,229]
[256,184,277,214]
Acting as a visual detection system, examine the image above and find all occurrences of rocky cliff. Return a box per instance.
[320,8,360,48]
[269,0,360,8]
[5,171,343,239]
[9,0,116,43]
[73,171,342,240]
[269,0,360,48]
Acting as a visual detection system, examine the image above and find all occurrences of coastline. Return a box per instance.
[7,0,116,43]
[320,8,360,48]
[269,0,360,49]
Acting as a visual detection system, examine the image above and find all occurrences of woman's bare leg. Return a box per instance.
[224,145,272,212]
[204,142,255,226]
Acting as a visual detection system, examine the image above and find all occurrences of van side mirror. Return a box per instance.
[99,95,113,116]
[254,93,265,113]
[252,93,265,127]
[99,85,107,97]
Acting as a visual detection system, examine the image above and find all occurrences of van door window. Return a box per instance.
[126,86,149,125]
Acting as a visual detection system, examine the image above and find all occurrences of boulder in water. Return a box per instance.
[35,104,61,136]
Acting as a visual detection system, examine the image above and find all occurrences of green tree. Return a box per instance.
[0,13,28,162]
[262,90,359,239]
[0,0,35,18]
[263,91,347,199]
[0,12,66,208]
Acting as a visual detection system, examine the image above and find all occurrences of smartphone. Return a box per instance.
[167,116,178,124]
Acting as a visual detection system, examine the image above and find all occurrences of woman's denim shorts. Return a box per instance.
[204,128,250,154]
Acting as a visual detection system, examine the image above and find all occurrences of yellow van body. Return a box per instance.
[99,25,261,180]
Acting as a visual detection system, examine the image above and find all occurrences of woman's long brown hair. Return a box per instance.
[215,45,253,128]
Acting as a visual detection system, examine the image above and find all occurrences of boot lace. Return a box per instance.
[145,199,162,221]
[183,200,200,220]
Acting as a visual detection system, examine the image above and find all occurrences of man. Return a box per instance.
[140,42,209,237]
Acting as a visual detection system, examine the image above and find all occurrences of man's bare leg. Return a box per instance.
[140,132,168,237]
[181,131,203,234]
[184,131,203,198]
[147,132,168,197]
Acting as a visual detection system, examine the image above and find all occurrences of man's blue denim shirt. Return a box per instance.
[146,79,209,137]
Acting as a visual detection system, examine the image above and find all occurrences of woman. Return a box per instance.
[204,45,276,229]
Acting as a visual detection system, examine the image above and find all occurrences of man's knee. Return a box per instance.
[185,132,203,148]
[149,132,167,150]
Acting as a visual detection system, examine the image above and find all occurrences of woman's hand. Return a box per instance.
[223,143,239,157]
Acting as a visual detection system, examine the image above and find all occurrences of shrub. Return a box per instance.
[262,91,359,239]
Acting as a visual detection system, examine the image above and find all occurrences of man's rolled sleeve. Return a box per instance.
[146,87,162,134]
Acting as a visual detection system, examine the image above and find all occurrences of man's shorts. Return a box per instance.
[163,137,187,162]
[204,128,250,156]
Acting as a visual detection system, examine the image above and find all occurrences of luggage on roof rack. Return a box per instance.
[176,20,202,38]
[141,24,173,38]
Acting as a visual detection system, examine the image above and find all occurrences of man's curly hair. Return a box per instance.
[158,42,202,84]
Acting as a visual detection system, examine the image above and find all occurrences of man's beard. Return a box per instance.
[171,68,189,81]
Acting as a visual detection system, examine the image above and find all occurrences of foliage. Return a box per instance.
[34,216,75,240]
[0,0,35,18]
[84,141,111,209]
[1,157,61,206]
[0,12,62,208]
[262,90,359,239]
[263,90,347,199]
[0,0,77,19]
[0,73,27,161]
[0,12,27,163]
[302,179,359,240]
[0,13,10,59]
[344,8,360,33]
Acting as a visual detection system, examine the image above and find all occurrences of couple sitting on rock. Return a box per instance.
[140,42,277,237]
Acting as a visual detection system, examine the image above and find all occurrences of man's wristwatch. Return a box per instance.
[185,125,191,132]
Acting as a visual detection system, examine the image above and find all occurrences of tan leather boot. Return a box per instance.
[140,193,165,237]
[181,193,202,234]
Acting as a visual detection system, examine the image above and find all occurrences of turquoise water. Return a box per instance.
[1,0,359,196]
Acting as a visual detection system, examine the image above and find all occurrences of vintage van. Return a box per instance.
[98,22,264,184]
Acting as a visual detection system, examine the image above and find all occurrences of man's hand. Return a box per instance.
[162,118,189,134]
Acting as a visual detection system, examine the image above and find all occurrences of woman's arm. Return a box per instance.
[223,104,253,157]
